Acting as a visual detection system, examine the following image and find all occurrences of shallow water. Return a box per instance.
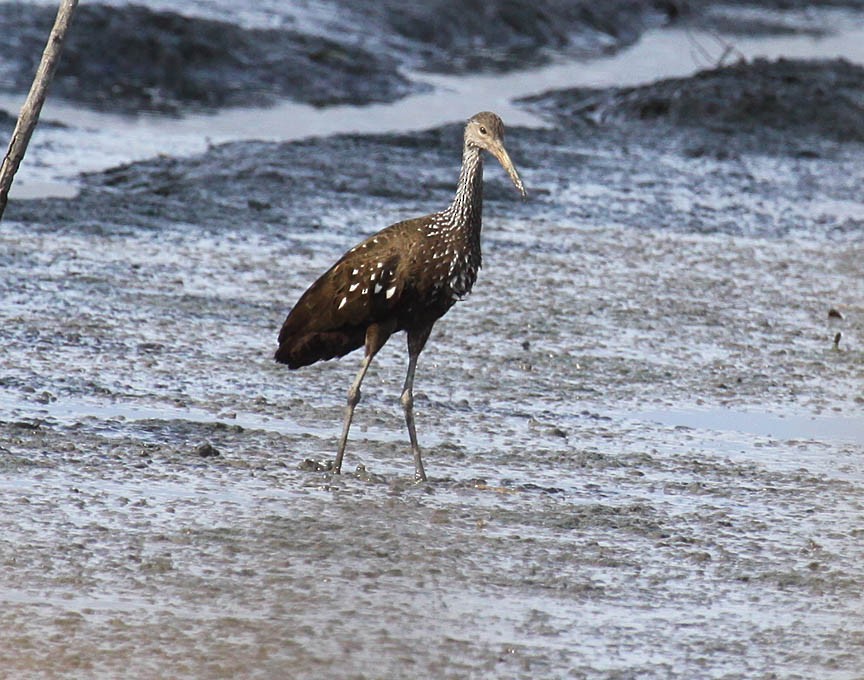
[635,406,864,446]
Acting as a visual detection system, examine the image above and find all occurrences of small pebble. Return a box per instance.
[195,442,220,458]
[298,458,332,472]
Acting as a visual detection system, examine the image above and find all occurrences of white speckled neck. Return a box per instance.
[444,143,484,233]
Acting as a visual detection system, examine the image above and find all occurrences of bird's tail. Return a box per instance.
[275,328,365,369]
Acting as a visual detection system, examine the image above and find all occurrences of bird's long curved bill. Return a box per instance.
[490,142,527,199]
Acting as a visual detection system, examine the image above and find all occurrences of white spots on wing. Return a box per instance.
[349,282,359,292]
[338,296,347,310]
[362,288,368,295]
[376,262,384,269]
[386,286,396,299]
[370,272,376,282]
[448,272,471,301]
[374,282,383,294]
[352,268,359,275]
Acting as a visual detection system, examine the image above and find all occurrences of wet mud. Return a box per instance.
[1,1,860,116]
[0,0,779,115]
[2,4,864,679]
[0,1,664,115]
[688,0,864,36]
[523,57,864,147]
[0,3,417,113]
[335,0,683,74]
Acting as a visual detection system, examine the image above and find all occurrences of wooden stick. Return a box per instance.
[0,0,78,220]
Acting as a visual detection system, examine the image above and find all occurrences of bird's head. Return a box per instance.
[465,111,527,199]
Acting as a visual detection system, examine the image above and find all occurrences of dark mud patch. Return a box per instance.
[0,3,416,113]
[2,1,858,117]
[1,0,785,117]
[3,123,498,233]
[686,0,864,36]
[523,57,864,147]
[0,1,683,115]
[336,0,683,74]
[511,58,864,237]
[0,107,66,135]
[703,0,864,8]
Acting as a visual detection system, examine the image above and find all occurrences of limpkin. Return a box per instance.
[275,111,526,481]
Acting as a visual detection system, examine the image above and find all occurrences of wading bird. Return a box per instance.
[275,111,526,481]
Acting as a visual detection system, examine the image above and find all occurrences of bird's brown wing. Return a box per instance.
[275,217,426,368]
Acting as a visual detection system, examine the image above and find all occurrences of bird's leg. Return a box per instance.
[401,356,425,482]
[402,326,432,482]
[333,323,391,475]
[333,353,373,475]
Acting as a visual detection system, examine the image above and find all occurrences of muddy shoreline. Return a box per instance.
[4,1,863,116]
[1,4,863,679]
[0,1,681,114]
[7,57,864,239]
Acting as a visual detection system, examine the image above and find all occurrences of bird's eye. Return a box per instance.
[479,126,487,135]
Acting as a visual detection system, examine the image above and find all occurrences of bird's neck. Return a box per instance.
[445,144,483,233]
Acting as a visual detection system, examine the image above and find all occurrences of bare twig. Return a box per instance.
[685,27,746,70]
[0,0,78,220]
